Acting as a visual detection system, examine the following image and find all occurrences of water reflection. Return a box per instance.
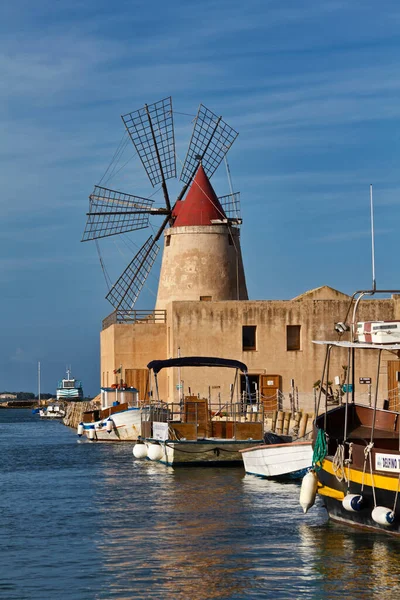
[79,446,400,599]
[95,460,251,599]
[2,410,400,600]
[298,523,400,599]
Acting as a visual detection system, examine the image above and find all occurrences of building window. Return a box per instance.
[200,296,212,301]
[287,325,301,351]
[228,234,233,246]
[166,236,171,247]
[243,325,256,351]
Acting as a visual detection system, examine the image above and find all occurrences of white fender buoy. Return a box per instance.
[342,494,364,512]
[88,428,96,441]
[300,470,318,513]
[106,419,113,434]
[77,423,84,437]
[371,506,395,526]
[147,443,163,461]
[133,443,148,459]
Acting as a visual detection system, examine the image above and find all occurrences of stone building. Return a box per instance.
[99,166,400,413]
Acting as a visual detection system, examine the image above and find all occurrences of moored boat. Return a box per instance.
[77,386,144,441]
[240,435,313,479]
[301,288,400,535]
[57,368,84,401]
[133,356,264,465]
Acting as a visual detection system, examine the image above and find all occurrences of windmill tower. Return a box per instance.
[155,162,247,310]
[82,97,248,318]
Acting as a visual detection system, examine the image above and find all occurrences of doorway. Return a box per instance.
[240,374,260,403]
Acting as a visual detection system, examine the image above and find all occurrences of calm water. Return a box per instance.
[1,411,400,599]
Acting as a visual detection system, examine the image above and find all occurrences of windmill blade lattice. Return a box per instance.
[121,96,176,187]
[82,186,155,241]
[105,236,160,312]
[180,104,238,186]
[218,192,241,222]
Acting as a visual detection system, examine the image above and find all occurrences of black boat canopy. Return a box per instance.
[147,356,248,374]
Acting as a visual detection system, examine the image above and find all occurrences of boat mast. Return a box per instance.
[38,361,41,404]
[370,184,376,292]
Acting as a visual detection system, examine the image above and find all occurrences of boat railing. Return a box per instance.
[145,400,264,424]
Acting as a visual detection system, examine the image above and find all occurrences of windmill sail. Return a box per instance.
[179,104,238,186]
[105,236,160,314]
[82,186,155,241]
[218,192,241,222]
[121,96,176,187]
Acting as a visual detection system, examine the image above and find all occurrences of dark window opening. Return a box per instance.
[287,325,301,351]
[228,234,233,246]
[200,296,212,301]
[243,325,256,351]
[166,237,171,247]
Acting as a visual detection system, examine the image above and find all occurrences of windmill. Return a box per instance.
[82,97,242,320]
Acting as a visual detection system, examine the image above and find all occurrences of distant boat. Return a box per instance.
[56,368,84,401]
[39,404,66,419]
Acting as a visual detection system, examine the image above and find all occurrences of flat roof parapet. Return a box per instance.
[102,310,166,329]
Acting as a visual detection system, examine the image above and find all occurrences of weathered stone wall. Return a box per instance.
[100,322,167,391]
[100,287,400,413]
[155,225,248,310]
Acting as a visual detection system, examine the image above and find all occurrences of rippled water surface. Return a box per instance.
[1,410,400,599]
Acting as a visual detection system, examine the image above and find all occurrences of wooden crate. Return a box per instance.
[211,421,234,439]
[170,422,197,441]
[141,421,152,438]
[234,421,263,441]
[82,410,100,423]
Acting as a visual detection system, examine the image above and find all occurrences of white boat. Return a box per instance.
[78,386,145,441]
[240,437,313,479]
[133,356,264,465]
[57,368,84,401]
[39,404,66,419]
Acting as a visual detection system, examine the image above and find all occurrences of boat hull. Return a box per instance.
[145,439,262,465]
[82,408,142,441]
[241,441,313,479]
[56,391,84,401]
[317,456,400,536]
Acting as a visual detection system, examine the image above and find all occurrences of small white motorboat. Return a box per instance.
[39,404,66,419]
[240,434,313,479]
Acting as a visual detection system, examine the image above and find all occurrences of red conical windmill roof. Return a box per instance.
[172,164,226,227]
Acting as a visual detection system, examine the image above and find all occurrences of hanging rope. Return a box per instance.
[99,131,129,185]
[361,442,376,507]
[346,442,353,485]
[332,444,347,482]
[392,474,400,517]
[95,240,112,291]
[312,428,327,471]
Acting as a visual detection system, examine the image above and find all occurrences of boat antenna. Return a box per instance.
[370,183,376,292]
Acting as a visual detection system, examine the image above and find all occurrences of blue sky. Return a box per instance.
[1,0,400,396]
